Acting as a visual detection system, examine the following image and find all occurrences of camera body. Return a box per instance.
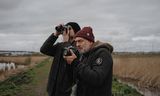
[55,25,68,34]
[63,46,80,58]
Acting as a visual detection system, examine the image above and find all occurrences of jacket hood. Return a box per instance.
[90,40,113,53]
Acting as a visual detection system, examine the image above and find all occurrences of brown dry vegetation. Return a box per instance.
[113,53,160,90]
[0,55,48,81]
[0,55,48,65]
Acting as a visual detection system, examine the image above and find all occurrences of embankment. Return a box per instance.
[113,53,160,96]
[0,55,48,81]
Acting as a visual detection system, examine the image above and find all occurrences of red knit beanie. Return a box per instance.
[75,26,95,42]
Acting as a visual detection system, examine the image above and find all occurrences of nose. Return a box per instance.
[76,42,80,47]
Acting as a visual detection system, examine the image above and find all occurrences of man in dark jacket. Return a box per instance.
[40,22,81,96]
[64,26,113,96]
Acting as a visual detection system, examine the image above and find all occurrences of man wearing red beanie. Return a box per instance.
[64,26,113,96]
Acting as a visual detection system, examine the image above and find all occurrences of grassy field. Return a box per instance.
[113,53,160,93]
[0,55,48,81]
[0,57,143,96]
[0,57,51,96]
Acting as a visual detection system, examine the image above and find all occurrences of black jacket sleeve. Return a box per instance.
[72,49,113,87]
[40,34,59,56]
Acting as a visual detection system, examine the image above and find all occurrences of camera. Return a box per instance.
[55,25,68,34]
[63,46,80,58]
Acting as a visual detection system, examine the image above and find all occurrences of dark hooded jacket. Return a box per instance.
[71,41,113,96]
[40,34,74,96]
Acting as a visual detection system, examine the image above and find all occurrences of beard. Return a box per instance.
[78,47,91,54]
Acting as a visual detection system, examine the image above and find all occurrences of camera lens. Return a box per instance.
[63,47,71,56]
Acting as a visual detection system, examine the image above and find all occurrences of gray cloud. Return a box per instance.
[0,0,160,52]
[0,0,22,10]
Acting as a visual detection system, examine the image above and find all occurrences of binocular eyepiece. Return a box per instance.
[55,25,68,34]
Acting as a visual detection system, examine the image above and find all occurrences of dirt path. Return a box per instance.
[16,58,52,96]
[33,58,52,96]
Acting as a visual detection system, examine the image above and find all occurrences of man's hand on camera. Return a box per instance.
[63,49,77,64]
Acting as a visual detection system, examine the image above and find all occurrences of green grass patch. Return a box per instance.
[112,77,143,96]
[0,69,34,96]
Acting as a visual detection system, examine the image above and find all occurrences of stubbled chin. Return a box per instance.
[77,48,83,53]
[77,48,81,51]
[78,49,81,52]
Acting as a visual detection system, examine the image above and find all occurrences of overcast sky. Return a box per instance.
[0,0,160,52]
